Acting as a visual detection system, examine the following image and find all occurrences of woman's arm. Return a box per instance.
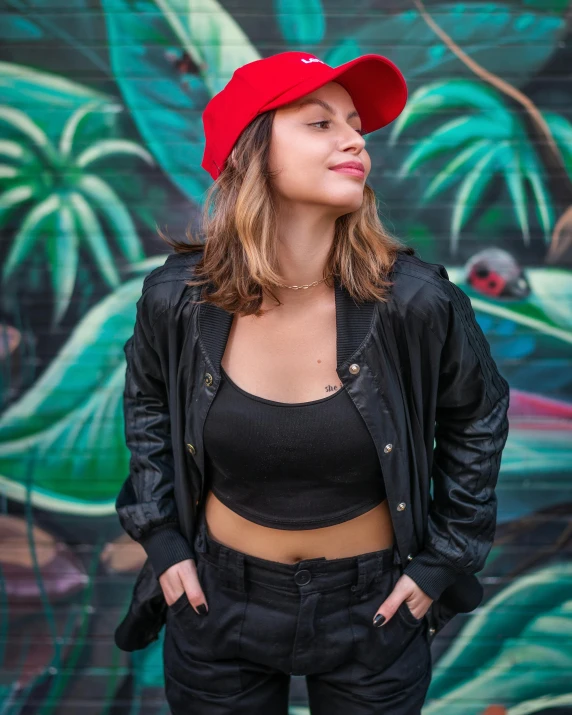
[402,278,510,602]
[115,288,195,579]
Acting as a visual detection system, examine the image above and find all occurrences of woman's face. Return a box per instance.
[267,81,371,215]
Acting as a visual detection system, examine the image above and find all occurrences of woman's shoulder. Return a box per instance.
[389,250,458,338]
[142,249,204,293]
[391,250,454,302]
[392,250,449,284]
[137,248,205,325]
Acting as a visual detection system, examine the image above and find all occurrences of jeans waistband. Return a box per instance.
[193,507,400,596]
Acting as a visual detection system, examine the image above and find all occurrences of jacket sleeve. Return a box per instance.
[115,288,195,578]
[402,277,510,602]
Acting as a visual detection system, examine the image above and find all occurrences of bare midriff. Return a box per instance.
[202,284,395,563]
[204,491,394,563]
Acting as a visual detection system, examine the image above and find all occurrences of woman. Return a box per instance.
[115,51,510,714]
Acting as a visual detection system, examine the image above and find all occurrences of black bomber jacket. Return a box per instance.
[114,247,510,652]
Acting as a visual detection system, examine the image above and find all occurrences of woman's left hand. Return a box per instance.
[373,574,433,626]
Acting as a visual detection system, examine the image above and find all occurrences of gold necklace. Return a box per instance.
[274,275,332,290]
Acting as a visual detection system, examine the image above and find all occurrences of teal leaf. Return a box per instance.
[0,165,18,179]
[498,142,530,245]
[0,105,58,165]
[330,3,566,89]
[389,79,510,146]
[69,191,121,289]
[422,138,493,203]
[522,0,570,13]
[0,184,37,232]
[273,0,326,46]
[0,258,168,511]
[521,145,555,243]
[451,143,502,254]
[77,174,144,263]
[397,115,508,178]
[49,199,80,325]
[1,0,111,80]
[544,111,572,178]
[426,562,572,709]
[101,0,260,203]
[0,139,28,162]
[59,100,118,160]
[0,62,113,144]
[322,37,361,67]
[524,267,572,333]
[2,193,59,280]
[75,139,155,169]
[0,14,44,39]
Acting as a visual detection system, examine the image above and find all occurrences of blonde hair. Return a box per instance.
[158,110,414,316]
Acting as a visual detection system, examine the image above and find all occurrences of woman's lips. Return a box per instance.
[330,166,365,177]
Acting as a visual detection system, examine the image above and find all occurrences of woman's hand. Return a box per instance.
[372,574,433,626]
[159,559,209,615]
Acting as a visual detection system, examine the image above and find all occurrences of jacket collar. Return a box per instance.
[198,276,377,377]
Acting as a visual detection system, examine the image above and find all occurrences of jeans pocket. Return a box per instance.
[171,556,245,651]
[349,566,426,672]
[164,556,247,698]
[168,591,192,615]
[396,599,425,628]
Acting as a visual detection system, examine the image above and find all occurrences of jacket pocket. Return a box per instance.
[427,599,461,639]
[115,559,167,652]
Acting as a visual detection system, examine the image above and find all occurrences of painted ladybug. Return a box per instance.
[465,248,530,299]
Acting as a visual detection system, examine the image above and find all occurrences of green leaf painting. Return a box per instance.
[0,62,113,144]
[425,563,572,713]
[274,0,326,46]
[102,0,261,203]
[324,3,566,88]
[0,100,151,324]
[388,79,571,254]
[0,256,167,513]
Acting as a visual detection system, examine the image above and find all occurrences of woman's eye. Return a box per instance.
[310,121,365,136]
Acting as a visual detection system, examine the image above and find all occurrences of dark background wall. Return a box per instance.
[1,1,571,713]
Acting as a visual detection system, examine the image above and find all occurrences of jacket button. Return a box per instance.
[384,443,393,453]
[205,373,213,386]
[187,443,196,455]
[349,363,360,375]
[407,553,413,561]
[428,627,436,636]
[397,502,406,511]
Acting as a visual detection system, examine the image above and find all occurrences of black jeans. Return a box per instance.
[163,509,432,714]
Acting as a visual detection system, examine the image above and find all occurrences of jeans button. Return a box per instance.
[294,569,311,585]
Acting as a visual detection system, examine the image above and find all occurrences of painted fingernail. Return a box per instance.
[196,603,208,615]
[373,613,386,627]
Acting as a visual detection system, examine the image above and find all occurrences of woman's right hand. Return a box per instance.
[159,559,208,615]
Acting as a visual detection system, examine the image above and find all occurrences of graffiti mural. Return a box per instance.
[1,1,571,712]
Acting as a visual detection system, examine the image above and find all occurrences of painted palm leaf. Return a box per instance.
[389,79,569,254]
[0,102,152,323]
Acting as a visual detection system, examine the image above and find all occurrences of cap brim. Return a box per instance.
[260,53,407,134]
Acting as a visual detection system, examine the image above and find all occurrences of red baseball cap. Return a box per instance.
[201,50,407,181]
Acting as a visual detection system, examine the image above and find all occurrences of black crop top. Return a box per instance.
[202,367,387,529]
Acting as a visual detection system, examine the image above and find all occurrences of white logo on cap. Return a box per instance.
[301,58,325,65]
